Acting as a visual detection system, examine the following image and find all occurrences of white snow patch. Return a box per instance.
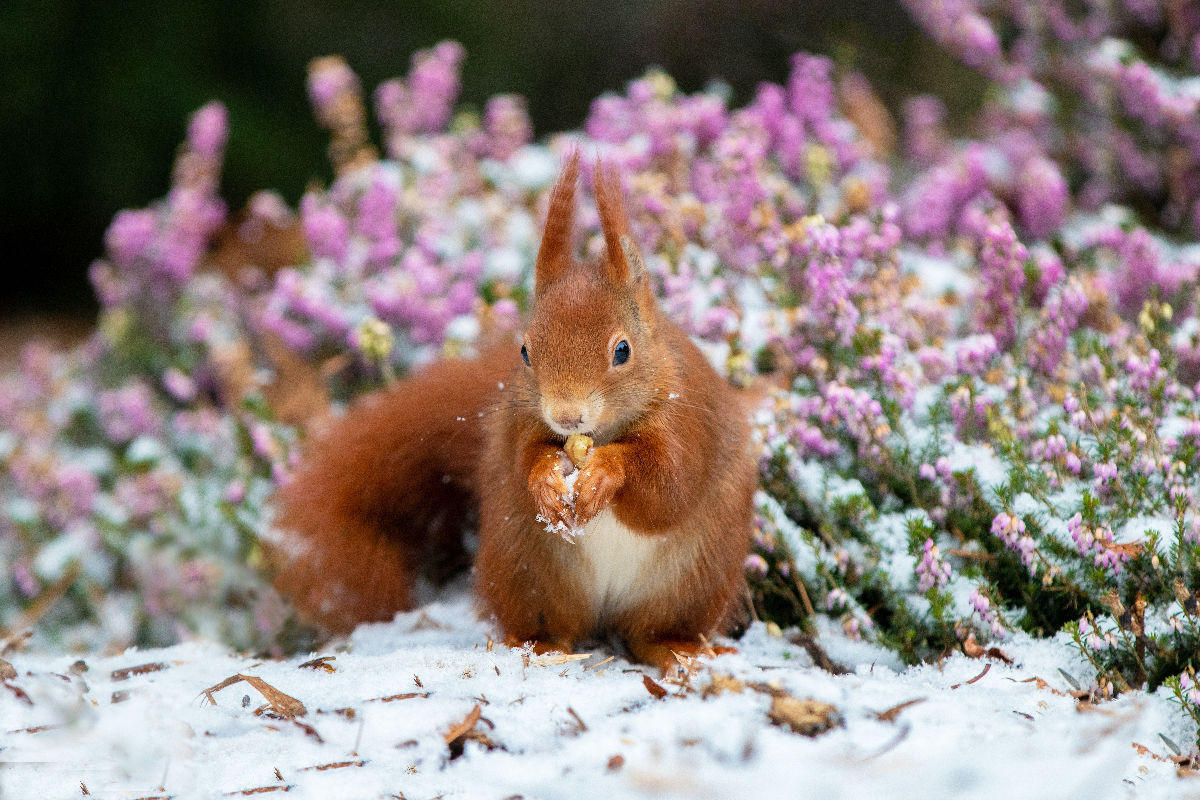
[2,592,1192,799]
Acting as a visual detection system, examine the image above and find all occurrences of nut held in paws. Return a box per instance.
[564,434,593,467]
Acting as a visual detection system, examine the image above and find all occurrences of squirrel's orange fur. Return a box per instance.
[272,153,757,669]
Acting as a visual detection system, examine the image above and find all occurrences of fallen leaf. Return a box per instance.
[874,697,926,723]
[1133,742,1171,762]
[1015,676,1072,698]
[767,696,842,737]
[201,674,306,718]
[443,704,500,759]
[225,787,292,796]
[11,724,63,734]
[444,704,483,746]
[298,760,364,772]
[0,658,16,681]
[530,652,591,667]
[566,706,588,733]
[744,680,788,698]
[702,673,746,698]
[966,663,992,684]
[961,634,1013,664]
[4,682,32,705]
[111,662,167,681]
[0,630,32,656]
[290,719,323,743]
[642,674,668,700]
[951,663,992,689]
[368,692,429,703]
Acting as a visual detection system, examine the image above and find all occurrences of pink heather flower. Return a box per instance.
[1017,156,1068,239]
[976,220,1028,350]
[45,464,100,527]
[104,209,158,266]
[825,588,850,611]
[786,53,836,127]
[248,421,280,462]
[1116,228,1162,315]
[1032,278,1089,379]
[300,193,350,263]
[376,41,465,139]
[356,168,402,265]
[1183,517,1199,546]
[1077,616,1115,651]
[483,95,533,161]
[903,1,1006,80]
[917,347,951,382]
[916,538,952,592]
[12,561,38,598]
[1067,513,1129,574]
[186,101,228,159]
[680,92,728,149]
[162,368,197,403]
[308,58,360,119]
[114,471,177,523]
[957,13,1003,72]
[969,586,1006,639]
[903,95,949,167]
[991,512,1037,573]
[797,220,860,347]
[98,382,160,444]
[490,298,521,333]
[955,334,999,376]
[743,553,769,578]
[407,41,465,133]
[1032,246,1065,304]
[1180,672,1200,706]
[1126,348,1166,394]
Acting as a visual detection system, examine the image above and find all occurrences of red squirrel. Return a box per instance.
[272,153,757,669]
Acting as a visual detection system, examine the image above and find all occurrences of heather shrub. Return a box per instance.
[1,16,1197,746]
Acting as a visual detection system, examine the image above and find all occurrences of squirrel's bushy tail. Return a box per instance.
[271,346,511,632]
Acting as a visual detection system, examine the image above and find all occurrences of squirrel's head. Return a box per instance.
[520,152,667,443]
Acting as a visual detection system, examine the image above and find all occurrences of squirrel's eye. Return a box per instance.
[521,344,531,367]
[612,339,631,366]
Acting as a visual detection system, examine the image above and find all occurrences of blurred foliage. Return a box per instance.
[0,0,981,314]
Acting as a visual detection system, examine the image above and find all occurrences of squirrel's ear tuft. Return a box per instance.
[593,161,647,287]
[534,150,580,297]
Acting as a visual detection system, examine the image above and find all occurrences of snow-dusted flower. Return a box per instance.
[915,538,952,592]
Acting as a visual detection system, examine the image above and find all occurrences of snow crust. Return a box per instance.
[1,591,1193,800]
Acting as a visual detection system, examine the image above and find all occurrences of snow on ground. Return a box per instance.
[2,590,1196,800]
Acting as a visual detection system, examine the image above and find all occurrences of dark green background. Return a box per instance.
[0,0,978,316]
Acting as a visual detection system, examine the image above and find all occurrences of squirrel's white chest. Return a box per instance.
[573,510,661,616]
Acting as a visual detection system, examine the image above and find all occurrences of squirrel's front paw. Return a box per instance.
[528,454,575,533]
[572,446,626,527]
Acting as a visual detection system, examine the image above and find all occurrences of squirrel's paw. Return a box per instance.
[572,446,626,527]
[529,454,576,534]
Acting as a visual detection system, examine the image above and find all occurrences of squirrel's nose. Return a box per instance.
[542,397,598,435]
[553,412,585,430]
